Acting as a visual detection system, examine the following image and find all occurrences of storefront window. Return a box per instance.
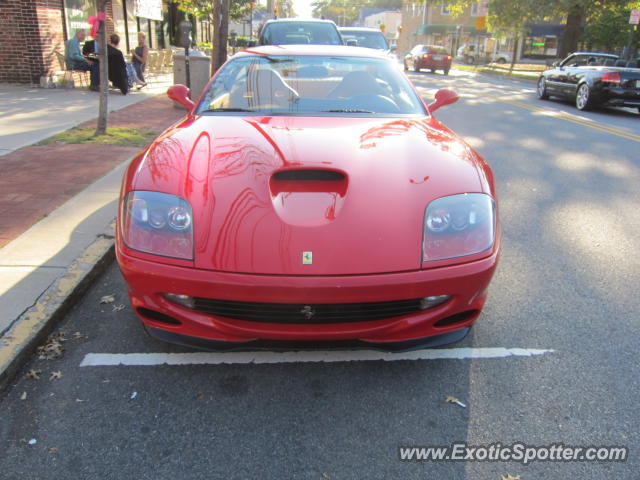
[524,35,557,57]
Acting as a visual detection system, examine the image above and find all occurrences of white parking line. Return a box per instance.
[80,347,554,367]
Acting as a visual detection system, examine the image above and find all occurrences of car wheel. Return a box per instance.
[430,68,435,74]
[496,58,506,64]
[444,68,450,75]
[537,77,549,100]
[575,83,594,111]
[403,60,408,71]
[413,61,420,73]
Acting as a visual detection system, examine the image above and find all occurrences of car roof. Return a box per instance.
[338,27,384,33]
[235,44,390,59]
[264,18,338,25]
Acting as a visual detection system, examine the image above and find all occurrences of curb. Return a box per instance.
[0,222,116,392]
[453,66,539,84]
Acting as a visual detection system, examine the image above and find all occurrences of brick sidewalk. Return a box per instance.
[0,95,185,247]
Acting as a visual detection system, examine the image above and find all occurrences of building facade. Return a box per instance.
[0,0,175,84]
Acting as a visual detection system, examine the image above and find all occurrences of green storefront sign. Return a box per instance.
[63,0,96,35]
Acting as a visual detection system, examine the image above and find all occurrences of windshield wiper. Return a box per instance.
[203,107,255,112]
[323,109,374,113]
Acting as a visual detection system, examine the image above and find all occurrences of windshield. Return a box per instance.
[197,55,426,117]
[340,30,389,50]
[260,22,342,45]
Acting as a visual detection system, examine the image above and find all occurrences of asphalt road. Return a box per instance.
[1,70,639,480]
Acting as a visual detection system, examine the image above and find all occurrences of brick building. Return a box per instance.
[0,0,176,85]
[397,2,489,57]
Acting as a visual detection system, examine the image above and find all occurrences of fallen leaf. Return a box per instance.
[20,391,27,400]
[49,371,62,381]
[49,447,59,454]
[72,331,87,340]
[112,304,125,312]
[445,396,467,408]
[322,474,331,479]
[501,475,521,480]
[100,294,115,304]
[26,370,41,380]
[196,392,204,400]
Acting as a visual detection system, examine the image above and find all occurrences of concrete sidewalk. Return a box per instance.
[0,80,187,389]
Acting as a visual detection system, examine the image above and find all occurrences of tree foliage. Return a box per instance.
[176,0,257,23]
[435,0,640,56]
[311,0,401,25]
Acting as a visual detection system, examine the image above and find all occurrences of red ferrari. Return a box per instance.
[116,45,500,352]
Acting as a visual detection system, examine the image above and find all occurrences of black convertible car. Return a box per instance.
[537,52,640,113]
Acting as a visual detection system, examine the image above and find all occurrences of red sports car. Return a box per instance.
[404,44,453,75]
[116,45,500,352]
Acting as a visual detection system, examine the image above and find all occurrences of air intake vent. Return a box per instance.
[273,169,345,182]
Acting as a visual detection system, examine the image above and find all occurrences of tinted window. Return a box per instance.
[260,22,342,45]
[198,55,426,116]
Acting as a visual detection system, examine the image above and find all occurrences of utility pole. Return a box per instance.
[96,0,108,136]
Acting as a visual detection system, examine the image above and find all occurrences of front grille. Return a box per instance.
[191,297,423,324]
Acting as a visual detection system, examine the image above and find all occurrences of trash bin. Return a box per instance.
[172,50,211,108]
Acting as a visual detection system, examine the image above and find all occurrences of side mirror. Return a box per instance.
[346,38,358,47]
[167,84,195,111]
[427,88,459,113]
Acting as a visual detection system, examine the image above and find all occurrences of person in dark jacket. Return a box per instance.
[107,34,129,95]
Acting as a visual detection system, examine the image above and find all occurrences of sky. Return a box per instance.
[292,0,314,18]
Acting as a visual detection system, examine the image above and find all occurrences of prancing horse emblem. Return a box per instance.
[300,306,316,320]
[302,251,313,265]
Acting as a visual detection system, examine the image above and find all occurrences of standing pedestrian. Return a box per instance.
[131,32,149,89]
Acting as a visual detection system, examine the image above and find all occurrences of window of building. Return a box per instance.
[440,6,451,16]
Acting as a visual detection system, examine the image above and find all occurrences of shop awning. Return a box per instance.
[525,24,565,37]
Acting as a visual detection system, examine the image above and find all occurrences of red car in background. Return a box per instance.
[404,45,453,75]
[116,45,500,352]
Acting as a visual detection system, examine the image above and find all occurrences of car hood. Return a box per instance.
[131,115,487,275]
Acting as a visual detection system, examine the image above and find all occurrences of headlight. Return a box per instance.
[120,191,194,260]
[423,193,495,262]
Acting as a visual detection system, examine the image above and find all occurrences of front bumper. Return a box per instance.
[117,246,499,349]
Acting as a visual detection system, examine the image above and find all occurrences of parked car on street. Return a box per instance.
[117,45,500,352]
[455,44,511,64]
[258,19,343,46]
[537,52,640,112]
[404,45,452,74]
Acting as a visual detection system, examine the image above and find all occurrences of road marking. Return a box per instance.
[414,77,640,143]
[495,97,640,143]
[80,347,554,366]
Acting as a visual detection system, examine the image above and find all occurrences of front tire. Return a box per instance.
[537,77,549,100]
[414,61,420,73]
[403,60,408,71]
[575,83,594,111]
[444,68,450,75]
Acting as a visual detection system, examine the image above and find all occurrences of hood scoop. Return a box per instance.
[269,169,348,227]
